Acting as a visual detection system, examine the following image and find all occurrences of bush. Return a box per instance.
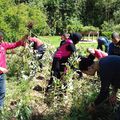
[101,21,114,32]
[67,18,83,33]
[113,24,120,32]
[101,21,120,39]
[81,26,99,32]
[0,1,50,41]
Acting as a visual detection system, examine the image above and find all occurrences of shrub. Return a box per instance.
[67,18,83,33]
[0,1,50,41]
[102,32,112,39]
[81,26,99,32]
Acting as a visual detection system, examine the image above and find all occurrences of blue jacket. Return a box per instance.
[108,42,120,56]
[97,36,110,52]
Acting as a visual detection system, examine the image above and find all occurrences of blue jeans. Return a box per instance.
[0,74,6,108]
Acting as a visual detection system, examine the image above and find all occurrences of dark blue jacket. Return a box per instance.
[108,42,120,56]
[97,36,110,52]
[95,55,120,105]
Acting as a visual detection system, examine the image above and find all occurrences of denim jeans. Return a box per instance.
[0,74,6,108]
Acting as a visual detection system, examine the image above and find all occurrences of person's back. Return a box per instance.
[54,39,73,60]
[97,36,110,52]
[99,55,120,86]
[87,48,108,60]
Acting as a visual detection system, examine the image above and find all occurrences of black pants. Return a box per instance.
[36,45,46,69]
[46,58,66,92]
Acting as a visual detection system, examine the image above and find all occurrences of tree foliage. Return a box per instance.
[0,0,120,38]
[0,0,50,41]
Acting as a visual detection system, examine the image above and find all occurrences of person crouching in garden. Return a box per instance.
[27,34,46,69]
[97,36,110,53]
[79,55,120,113]
[0,31,28,109]
[45,33,82,92]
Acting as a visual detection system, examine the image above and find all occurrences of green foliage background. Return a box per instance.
[0,0,120,41]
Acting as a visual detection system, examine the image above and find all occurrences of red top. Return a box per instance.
[94,49,108,59]
[55,39,73,59]
[0,40,25,74]
[28,37,43,47]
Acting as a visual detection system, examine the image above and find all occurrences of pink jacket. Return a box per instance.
[55,39,73,59]
[94,49,108,59]
[0,40,25,74]
[28,37,43,47]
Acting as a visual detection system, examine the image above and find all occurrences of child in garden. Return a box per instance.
[46,33,82,92]
[87,47,108,60]
[79,55,120,113]
[0,31,28,109]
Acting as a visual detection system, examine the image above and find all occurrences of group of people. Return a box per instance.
[0,29,83,109]
[79,32,120,113]
[0,28,120,117]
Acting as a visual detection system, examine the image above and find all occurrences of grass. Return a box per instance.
[40,36,97,48]
[39,36,61,47]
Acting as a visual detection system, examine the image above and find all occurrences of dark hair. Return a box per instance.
[111,32,119,39]
[70,33,82,44]
[88,54,95,61]
[79,57,94,71]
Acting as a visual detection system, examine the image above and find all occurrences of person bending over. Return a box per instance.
[79,55,120,112]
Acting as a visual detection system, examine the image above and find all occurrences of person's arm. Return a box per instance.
[3,35,28,50]
[87,79,110,113]
[94,78,110,106]
[105,45,109,53]
[97,43,103,51]
[108,43,114,55]
[67,44,76,53]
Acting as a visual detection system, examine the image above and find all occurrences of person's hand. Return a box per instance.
[0,67,8,73]
[87,103,96,113]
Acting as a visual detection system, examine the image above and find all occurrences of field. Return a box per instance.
[1,36,118,120]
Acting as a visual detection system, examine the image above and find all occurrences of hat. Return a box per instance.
[70,33,82,44]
